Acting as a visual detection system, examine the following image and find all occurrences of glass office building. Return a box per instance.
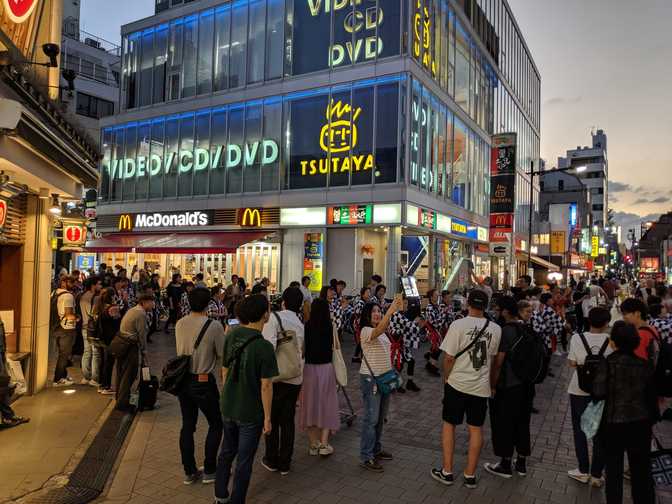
[92,0,540,292]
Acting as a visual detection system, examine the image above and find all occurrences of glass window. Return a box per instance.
[327,87,352,188]
[439,0,447,90]
[410,80,421,187]
[444,110,453,198]
[430,98,439,193]
[149,120,164,199]
[100,129,112,201]
[247,0,265,83]
[178,113,195,196]
[350,84,375,186]
[214,5,231,92]
[125,34,139,109]
[136,123,151,199]
[265,0,284,80]
[182,15,198,98]
[452,117,467,207]
[209,107,228,194]
[290,0,330,75]
[123,125,138,200]
[139,29,154,107]
[261,99,281,191]
[420,89,430,191]
[437,103,446,196]
[331,0,352,70]
[163,117,179,198]
[287,91,329,189]
[243,102,262,192]
[154,24,168,103]
[455,18,469,111]
[378,0,401,59]
[193,111,211,195]
[226,105,244,193]
[229,2,248,88]
[374,82,399,184]
[197,10,214,95]
[111,128,124,201]
[167,20,183,101]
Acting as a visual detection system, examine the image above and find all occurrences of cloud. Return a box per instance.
[631,196,669,205]
[651,196,668,204]
[612,211,662,230]
[608,181,632,193]
[544,96,582,106]
[633,198,649,205]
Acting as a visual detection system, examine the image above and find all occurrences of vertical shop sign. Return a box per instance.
[591,236,599,257]
[490,133,517,244]
[412,0,436,76]
[550,231,566,255]
[304,232,324,291]
[0,199,6,229]
[410,96,432,188]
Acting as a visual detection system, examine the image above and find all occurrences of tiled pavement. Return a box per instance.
[97,329,672,504]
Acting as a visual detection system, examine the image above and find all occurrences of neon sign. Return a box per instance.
[413,0,436,77]
[410,98,433,188]
[328,205,372,225]
[118,211,213,230]
[300,99,374,176]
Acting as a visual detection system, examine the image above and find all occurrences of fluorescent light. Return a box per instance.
[575,166,587,173]
[405,204,418,225]
[280,207,325,226]
[436,213,452,233]
[373,203,402,224]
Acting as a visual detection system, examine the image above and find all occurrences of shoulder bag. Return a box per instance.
[361,329,403,394]
[159,319,213,396]
[453,319,490,360]
[271,312,302,382]
[651,433,672,487]
[332,324,348,386]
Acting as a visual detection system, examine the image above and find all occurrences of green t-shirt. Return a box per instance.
[220,326,278,424]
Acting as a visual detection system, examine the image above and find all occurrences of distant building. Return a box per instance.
[60,0,120,147]
[558,129,608,228]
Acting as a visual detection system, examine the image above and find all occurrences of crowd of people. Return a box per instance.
[3,262,664,503]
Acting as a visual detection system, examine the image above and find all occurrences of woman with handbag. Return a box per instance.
[96,287,122,396]
[359,294,403,472]
[299,298,341,457]
[592,321,658,504]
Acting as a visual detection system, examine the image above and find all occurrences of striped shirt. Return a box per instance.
[359,326,392,376]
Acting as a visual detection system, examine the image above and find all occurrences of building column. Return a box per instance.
[385,226,402,295]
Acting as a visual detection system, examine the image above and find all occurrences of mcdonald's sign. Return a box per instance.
[118,214,133,231]
[238,208,262,228]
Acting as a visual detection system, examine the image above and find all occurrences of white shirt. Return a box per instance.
[299,285,312,303]
[56,288,76,330]
[359,326,392,376]
[567,331,613,396]
[439,316,502,398]
[262,310,305,385]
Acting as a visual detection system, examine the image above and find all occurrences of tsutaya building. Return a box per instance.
[91,0,541,293]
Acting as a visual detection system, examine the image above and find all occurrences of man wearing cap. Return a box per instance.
[431,290,502,490]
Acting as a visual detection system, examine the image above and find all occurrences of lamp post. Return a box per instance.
[526,163,587,273]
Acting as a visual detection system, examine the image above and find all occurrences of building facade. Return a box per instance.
[91,0,541,293]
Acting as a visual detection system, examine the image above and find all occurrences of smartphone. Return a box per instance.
[227,318,240,326]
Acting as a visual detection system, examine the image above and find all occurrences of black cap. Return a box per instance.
[467,290,489,311]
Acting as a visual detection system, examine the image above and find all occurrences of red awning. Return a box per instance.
[85,231,272,254]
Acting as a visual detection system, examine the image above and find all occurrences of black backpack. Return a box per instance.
[576,333,609,394]
[507,322,548,384]
[642,326,672,397]
[49,290,69,331]
[160,319,213,396]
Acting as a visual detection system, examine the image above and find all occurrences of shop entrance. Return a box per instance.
[0,244,23,353]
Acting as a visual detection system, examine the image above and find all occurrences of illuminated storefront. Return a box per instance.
[95,0,541,293]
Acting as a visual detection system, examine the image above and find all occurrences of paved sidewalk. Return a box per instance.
[97,330,671,504]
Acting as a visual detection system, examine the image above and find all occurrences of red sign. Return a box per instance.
[3,0,39,23]
[489,229,510,243]
[0,199,6,229]
[490,213,513,230]
[63,223,86,246]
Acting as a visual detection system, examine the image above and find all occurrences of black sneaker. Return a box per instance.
[183,470,202,485]
[484,462,512,479]
[515,458,527,476]
[397,386,406,394]
[360,459,384,473]
[430,468,454,486]
[261,458,278,472]
[375,451,393,461]
[531,407,540,415]
[463,474,478,489]
[406,380,421,392]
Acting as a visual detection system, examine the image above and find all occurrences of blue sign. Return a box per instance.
[76,254,96,271]
[569,203,577,228]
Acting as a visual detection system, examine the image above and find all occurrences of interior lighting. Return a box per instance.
[49,194,61,215]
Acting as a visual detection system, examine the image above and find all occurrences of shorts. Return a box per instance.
[442,384,488,427]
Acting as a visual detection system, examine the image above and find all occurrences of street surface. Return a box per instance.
[98,331,670,504]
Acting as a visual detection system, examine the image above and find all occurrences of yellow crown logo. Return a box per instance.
[319,99,362,154]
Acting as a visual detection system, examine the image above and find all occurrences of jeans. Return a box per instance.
[178,374,223,475]
[603,420,654,504]
[359,373,390,462]
[100,346,115,389]
[264,382,301,471]
[81,330,102,382]
[489,384,534,458]
[570,394,606,477]
[215,419,263,504]
[53,328,76,382]
[115,344,138,410]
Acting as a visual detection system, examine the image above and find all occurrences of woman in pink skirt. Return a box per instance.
[299,298,340,456]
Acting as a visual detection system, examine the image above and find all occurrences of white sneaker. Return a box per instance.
[568,469,590,484]
[88,380,101,387]
[80,378,90,385]
[309,444,320,456]
[590,476,605,488]
[318,444,334,456]
[53,378,74,387]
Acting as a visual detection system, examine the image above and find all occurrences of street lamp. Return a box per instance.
[526,163,586,273]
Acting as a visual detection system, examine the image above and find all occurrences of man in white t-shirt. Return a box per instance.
[299,276,313,304]
[431,290,502,490]
[566,306,612,487]
[52,275,78,386]
[261,287,305,474]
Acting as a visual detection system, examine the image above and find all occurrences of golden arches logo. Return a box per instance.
[118,214,133,231]
[240,208,261,227]
[319,99,362,154]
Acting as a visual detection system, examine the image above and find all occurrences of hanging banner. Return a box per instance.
[303,232,324,292]
[490,174,515,214]
[550,231,566,255]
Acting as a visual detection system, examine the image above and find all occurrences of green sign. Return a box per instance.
[328,205,372,225]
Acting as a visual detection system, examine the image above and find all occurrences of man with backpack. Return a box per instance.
[79,276,103,386]
[483,296,541,479]
[215,294,278,504]
[566,307,612,487]
[51,275,78,386]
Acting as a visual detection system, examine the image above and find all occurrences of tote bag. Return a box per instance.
[332,325,348,386]
[580,400,604,440]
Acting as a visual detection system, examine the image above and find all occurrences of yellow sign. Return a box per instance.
[118,214,133,231]
[451,221,467,235]
[300,99,374,176]
[413,0,436,76]
[239,208,261,228]
[550,231,566,255]
[598,247,607,255]
[591,236,599,257]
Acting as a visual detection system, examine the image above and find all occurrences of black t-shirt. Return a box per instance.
[166,283,184,307]
[497,321,524,389]
[304,323,333,365]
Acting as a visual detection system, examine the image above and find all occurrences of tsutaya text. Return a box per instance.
[104,140,279,180]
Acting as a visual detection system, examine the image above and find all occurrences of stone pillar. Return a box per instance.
[385,226,401,295]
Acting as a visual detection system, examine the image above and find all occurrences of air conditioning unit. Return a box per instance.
[84,38,101,50]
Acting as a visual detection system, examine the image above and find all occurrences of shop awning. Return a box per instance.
[85,231,272,254]
[515,253,561,272]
